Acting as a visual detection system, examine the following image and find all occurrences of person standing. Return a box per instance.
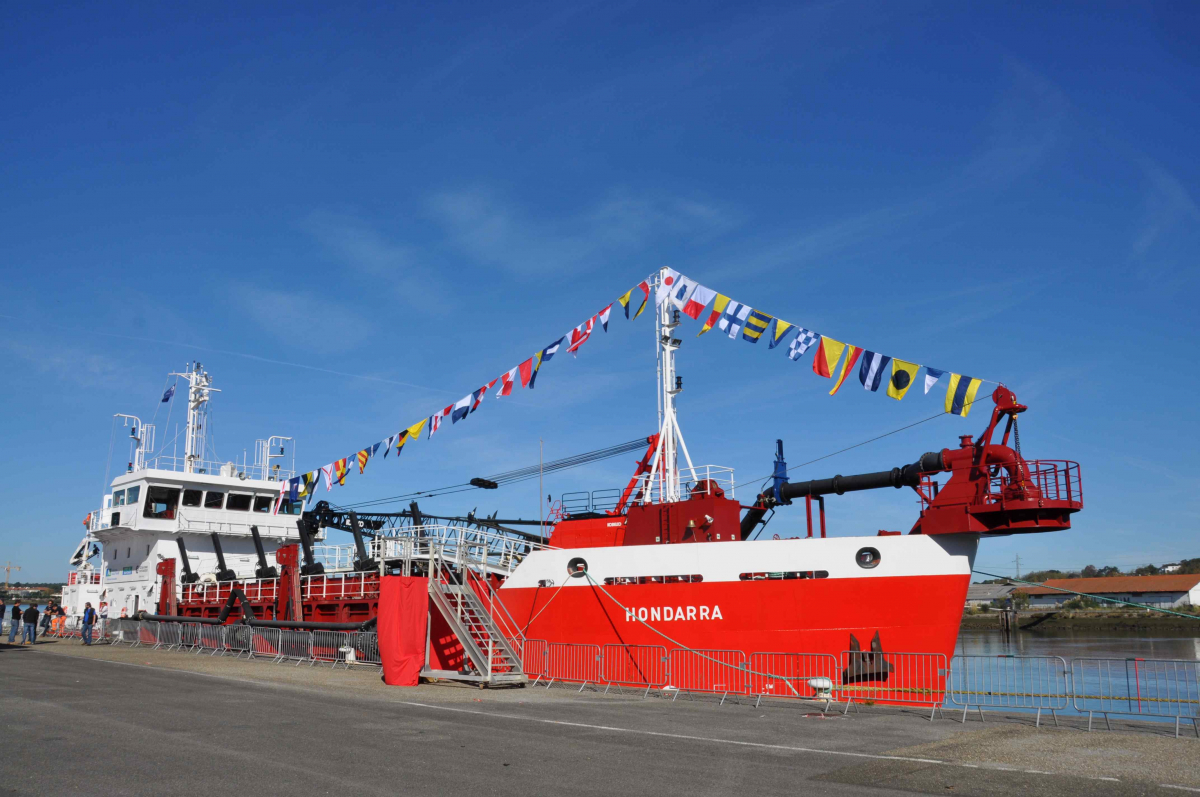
[39,603,52,638]
[0,599,5,639]
[7,603,19,643]
[22,603,39,644]
[80,602,97,646]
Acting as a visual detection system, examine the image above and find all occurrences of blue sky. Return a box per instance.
[2,2,1198,581]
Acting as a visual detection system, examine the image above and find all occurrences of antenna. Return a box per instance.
[644,269,696,503]
[169,362,220,474]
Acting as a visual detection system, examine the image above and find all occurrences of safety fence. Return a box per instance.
[948,655,1070,727]
[1071,658,1200,737]
[35,620,1200,735]
[522,643,1200,733]
[103,620,383,671]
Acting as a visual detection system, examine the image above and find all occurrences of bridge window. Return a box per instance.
[253,496,273,513]
[142,487,180,520]
[113,489,125,507]
[182,489,202,507]
[277,499,304,516]
[125,486,140,504]
[739,571,829,581]
[203,491,224,509]
[226,493,252,511]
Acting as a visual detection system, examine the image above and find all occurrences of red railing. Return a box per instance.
[67,572,102,585]
[988,459,1082,506]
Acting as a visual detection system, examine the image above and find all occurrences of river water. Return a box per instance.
[956,629,1200,661]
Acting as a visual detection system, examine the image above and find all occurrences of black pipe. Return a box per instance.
[175,538,200,584]
[296,516,325,575]
[347,512,375,572]
[138,614,377,632]
[141,586,258,624]
[249,525,278,579]
[778,451,945,501]
[739,498,771,540]
[210,533,237,582]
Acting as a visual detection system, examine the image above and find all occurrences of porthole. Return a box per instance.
[566,557,588,578]
[856,547,881,569]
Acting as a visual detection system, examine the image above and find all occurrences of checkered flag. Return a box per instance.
[788,329,819,361]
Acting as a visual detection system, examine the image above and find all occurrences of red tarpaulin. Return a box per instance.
[377,575,429,686]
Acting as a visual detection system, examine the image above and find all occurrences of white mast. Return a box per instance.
[645,269,696,503]
[170,362,219,474]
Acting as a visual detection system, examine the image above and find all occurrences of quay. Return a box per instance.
[3,638,1199,796]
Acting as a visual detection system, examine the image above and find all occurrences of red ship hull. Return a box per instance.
[498,572,970,660]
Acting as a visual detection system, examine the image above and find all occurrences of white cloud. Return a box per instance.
[234,288,371,353]
[428,188,738,276]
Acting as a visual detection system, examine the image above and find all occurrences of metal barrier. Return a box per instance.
[1072,658,1200,737]
[136,620,159,648]
[155,622,183,651]
[194,624,225,655]
[522,638,548,678]
[350,632,382,669]
[837,651,948,717]
[223,624,252,658]
[250,627,281,660]
[111,619,139,645]
[276,629,314,664]
[542,642,603,690]
[748,652,840,708]
[949,655,1070,726]
[311,630,352,667]
[602,644,668,696]
[179,622,200,650]
[667,649,748,702]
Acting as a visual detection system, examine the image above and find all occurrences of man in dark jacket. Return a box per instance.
[81,602,97,646]
[22,604,39,644]
[7,603,19,643]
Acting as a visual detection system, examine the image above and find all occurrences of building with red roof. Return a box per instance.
[1017,574,1200,608]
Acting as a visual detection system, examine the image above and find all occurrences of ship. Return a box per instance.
[63,270,1083,694]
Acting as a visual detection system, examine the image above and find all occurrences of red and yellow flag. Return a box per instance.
[697,295,731,336]
[333,458,349,486]
[829,345,862,395]
[812,337,847,378]
[357,448,370,474]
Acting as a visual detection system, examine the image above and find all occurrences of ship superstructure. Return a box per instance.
[63,364,302,618]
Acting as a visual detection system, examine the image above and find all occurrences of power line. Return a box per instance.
[338,437,650,510]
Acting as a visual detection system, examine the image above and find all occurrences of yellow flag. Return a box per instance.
[813,337,846,378]
[405,418,428,443]
[697,295,730,336]
[945,374,984,417]
[887,359,920,400]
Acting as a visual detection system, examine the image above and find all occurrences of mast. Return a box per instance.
[646,269,696,503]
[170,362,219,474]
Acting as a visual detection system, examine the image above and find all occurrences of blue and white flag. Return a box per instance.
[787,328,820,361]
[859,350,891,392]
[717,301,751,339]
[924,367,945,394]
[382,433,397,458]
[161,384,175,403]
[451,394,472,424]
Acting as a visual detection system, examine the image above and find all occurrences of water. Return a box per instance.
[956,628,1200,662]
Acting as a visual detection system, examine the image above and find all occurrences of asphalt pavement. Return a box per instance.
[1,639,1198,796]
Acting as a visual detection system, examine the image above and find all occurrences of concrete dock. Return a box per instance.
[2,639,1198,796]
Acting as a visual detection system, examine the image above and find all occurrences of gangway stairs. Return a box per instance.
[425,575,527,687]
